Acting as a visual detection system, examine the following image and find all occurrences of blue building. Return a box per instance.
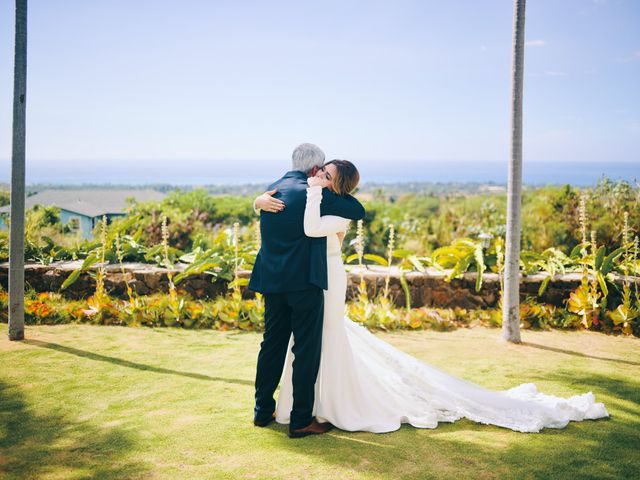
[0,189,166,239]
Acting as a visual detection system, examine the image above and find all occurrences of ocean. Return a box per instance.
[1,160,637,186]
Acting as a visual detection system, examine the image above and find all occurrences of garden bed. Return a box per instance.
[1,261,638,309]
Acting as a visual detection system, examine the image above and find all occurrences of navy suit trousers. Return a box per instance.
[254,287,324,430]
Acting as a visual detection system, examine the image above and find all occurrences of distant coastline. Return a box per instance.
[0,160,636,188]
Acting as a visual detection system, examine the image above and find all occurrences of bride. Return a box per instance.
[256,160,608,433]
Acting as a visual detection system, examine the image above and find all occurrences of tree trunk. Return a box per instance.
[8,0,27,341]
[502,0,526,343]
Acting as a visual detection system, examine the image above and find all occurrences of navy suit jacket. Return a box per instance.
[248,170,365,293]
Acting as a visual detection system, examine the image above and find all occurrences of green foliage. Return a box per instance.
[520,248,570,295]
[3,284,638,337]
[338,178,639,261]
[0,189,9,207]
[0,288,264,331]
[121,189,256,252]
[432,238,486,291]
[3,179,639,338]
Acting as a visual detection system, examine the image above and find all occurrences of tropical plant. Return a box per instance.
[520,247,570,296]
[432,238,485,292]
[567,197,602,328]
[608,222,640,334]
[347,223,432,309]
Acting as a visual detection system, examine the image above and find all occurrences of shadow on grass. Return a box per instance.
[546,370,640,418]
[0,379,147,480]
[23,339,253,387]
[522,341,640,367]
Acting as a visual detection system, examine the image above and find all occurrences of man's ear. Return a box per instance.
[308,165,319,177]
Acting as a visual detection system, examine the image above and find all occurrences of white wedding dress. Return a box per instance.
[275,185,609,433]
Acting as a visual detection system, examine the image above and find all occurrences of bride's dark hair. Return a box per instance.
[325,160,360,195]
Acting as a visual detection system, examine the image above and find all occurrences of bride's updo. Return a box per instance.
[325,160,360,195]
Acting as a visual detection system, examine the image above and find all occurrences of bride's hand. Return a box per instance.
[255,189,285,213]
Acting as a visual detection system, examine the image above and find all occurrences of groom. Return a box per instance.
[249,143,365,438]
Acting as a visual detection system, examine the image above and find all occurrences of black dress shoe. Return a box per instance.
[253,413,276,427]
[288,418,334,438]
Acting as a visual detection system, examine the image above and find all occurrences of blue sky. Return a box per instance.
[0,0,638,182]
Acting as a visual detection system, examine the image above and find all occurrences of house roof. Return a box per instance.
[0,189,166,217]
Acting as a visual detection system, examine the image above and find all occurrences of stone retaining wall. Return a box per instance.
[1,261,638,309]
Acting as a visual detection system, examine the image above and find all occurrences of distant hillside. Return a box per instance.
[18,181,514,198]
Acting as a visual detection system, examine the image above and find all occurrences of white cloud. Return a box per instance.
[525,39,546,47]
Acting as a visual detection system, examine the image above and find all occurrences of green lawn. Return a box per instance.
[1,325,638,480]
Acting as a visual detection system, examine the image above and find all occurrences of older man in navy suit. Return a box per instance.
[249,143,365,438]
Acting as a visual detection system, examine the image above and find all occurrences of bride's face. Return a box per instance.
[315,163,337,190]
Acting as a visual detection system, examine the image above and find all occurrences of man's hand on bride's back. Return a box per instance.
[255,189,285,213]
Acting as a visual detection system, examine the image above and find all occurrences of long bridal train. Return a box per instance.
[275,185,608,433]
[277,317,608,433]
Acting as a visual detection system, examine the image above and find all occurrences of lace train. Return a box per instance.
[276,318,609,433]
[275,187,608,433]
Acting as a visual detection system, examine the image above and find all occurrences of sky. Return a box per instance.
[0,0,638,183]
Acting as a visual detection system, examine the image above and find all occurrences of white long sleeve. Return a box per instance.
[304,186,350,237]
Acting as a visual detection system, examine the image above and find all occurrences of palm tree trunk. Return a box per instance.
[8,0,28,341]
[502,0,526,343]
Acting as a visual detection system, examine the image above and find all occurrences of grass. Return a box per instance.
[0,324,638,480]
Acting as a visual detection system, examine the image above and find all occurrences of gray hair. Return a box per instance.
[292,143,325,173]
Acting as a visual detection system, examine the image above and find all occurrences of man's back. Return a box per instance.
[249,171,311,293]
[248,170,365,294]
